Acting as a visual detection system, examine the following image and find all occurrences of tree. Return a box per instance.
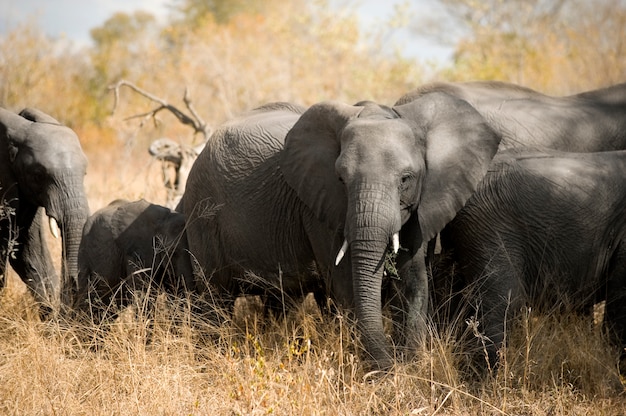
[0,22,94,125]
[411,0,626,93]
[103,0,421,146]
[90,11,161,87]
[167,0,278,25]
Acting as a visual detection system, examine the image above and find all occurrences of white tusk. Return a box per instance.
[392,233,400,254]
[49,217,60,239]
[335,239,349,266]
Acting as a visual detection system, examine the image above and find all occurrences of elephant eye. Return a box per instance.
[400,173,418,200]
[28,168,47,185]
[400,173,412,188]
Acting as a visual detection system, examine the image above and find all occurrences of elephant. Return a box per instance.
[180,96,502,370]
[75,198,194,321]
[432,148,626,369]
[395,80,626,152]
[148,137,206,209]
[180,103,329,315]
[0,107,89,312]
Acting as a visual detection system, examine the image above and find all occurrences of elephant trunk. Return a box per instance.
[347,184,401,370]
[60,209,88,306]
[47,176,90,307]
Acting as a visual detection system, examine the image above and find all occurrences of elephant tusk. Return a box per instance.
[392,233,399,254]
[335,239,349,266]
[49,217,60,239]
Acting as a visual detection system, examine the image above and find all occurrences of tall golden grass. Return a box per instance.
[1,146,625,415]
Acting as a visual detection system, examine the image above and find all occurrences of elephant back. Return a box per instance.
[397,82,626,153]
[187,102,304,188]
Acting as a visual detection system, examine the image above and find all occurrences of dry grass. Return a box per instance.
[1,280,625,416]
[1,146,625,415]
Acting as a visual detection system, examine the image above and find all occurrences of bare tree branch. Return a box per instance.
[183,86,208,135]
[108,79,211,140]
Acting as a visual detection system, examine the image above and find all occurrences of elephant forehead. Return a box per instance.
[340,120,419,168]
[27,126,87,166]
[41,147,87,171]
[343,118,415,144]
[28,124,81,146]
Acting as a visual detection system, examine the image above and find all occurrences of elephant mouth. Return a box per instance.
[334,232,399,266]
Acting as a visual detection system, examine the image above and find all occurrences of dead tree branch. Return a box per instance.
[108,80,211,140]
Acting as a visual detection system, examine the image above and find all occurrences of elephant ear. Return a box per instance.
[0,107,32,145]
[280,101,364,231]
[1,108,61,163]
[393,92,501,242]
[18,108,61,125]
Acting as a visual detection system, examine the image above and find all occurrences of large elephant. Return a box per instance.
[181,97,501,370]
[434,149,626,369]
[395,81,626,152]
[180,103,328,314]
[75,199,193,321]
[0,107,89,311]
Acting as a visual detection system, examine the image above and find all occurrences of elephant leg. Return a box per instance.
[429,256,467,331]
[328,252,353,303]
[194,269,238,328]
[312,280,332,316]
[78,275,123,325]
[10,207,59,313]
[604,291,626,354]
[0,223,8,289]
[172,247,196,296]
[474,294,507,371]
[386,245,429,354]
[185,212,220,295]
[262,291,284,318]
[429,226,468,328]
[603,242,626,353]
[302,218,341,316]
[470,269,525,372]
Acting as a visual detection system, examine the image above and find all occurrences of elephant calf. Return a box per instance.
[75,199,194,320]
[434,149,626,369]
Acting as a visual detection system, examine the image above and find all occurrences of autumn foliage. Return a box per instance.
[2,0,624,155]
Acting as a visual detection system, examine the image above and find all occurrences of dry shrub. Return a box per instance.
[1,274,625,415]
[498,307,624,398]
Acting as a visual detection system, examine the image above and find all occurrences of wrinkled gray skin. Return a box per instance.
[396,81,626,152]
[75,199,193,320]
[0,107,89,312]
[435,149,626,369]
[181,97,501,370]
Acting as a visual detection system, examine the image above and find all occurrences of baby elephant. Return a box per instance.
[434,149,626,370]
[75,199,194,319]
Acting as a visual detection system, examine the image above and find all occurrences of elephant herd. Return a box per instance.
[1,80,625,374]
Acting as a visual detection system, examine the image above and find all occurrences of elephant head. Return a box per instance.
[148,137,205,209]
[280,92,501,369]
[0,107,89,308]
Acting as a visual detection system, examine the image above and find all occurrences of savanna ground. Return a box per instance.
[2,0,626,413]
[1,147,625,415]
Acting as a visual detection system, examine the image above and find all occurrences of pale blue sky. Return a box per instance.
[0,0,452,63]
